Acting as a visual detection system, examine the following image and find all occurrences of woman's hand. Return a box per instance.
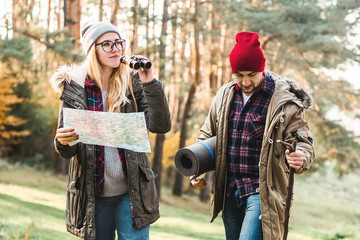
[133,55,154,83]
[55,128,79,146]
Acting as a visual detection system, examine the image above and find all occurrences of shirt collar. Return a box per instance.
[85,75,100,90]
[260,73,275,96]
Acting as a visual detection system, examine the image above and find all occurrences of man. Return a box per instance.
[191,32,315,240]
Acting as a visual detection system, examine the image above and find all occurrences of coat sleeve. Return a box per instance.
[282,104,315,174]
[54,101,78,159]
[197,101,217,142]
[197,85,228,142]
[132,73,171,134]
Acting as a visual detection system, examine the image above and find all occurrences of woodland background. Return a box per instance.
[0,0,360,204]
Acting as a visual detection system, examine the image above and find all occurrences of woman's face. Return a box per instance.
[95,32,125,69]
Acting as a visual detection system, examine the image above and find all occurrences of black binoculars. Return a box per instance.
[120,56,152,70]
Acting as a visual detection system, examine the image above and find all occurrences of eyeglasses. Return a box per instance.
[95,39,126,52]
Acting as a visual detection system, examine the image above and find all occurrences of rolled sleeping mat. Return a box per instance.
[174,136,216,180]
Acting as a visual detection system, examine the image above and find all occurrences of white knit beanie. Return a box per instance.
[80,21,121,55]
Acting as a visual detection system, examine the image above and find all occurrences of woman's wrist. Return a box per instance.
[143,78,156,86]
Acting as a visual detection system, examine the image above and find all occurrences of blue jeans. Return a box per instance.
[222,193,262,240]
[95,193,149,240]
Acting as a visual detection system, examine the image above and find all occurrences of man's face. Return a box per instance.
[233,71,263,96]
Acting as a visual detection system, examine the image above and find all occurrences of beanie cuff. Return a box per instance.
[231,63,265,73]
[81,22,121,55]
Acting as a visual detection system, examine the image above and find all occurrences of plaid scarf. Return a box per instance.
[85,76,126,196]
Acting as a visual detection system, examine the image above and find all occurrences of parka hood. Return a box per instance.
[49,64,87,94]
[267,71,313,109]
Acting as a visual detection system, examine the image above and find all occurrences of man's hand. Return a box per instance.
[285,149,304,171]
[190,176,208,189]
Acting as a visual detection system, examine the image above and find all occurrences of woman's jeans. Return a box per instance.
[95,193,149,240]
[222,193,263,240]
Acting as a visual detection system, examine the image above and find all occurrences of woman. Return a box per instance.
[50,21,171,240]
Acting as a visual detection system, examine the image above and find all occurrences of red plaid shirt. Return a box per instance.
[85,76,126,196]
[226,73,275,199]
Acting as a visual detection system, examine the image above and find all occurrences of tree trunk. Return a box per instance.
[110,0,120,25]
[220,27,230,86]
[47,0,52,29]
[172,0,202,197]
[151,0,170,198]
[176,0,189,124]
[152,134,165,197]
[145,0,151,56]
[56,0,62,29]
[131,0,139,53]
[163,0,186,187]
[172,76,198,196]
[168,2,179,131]
[159,0,169,66]
[151,0,156,61]
[64,0,82,48]
[209,2,221,92]
[165,165,175,188]
[99,0,104,21]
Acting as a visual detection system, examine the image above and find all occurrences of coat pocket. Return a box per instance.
[67,176,86,229]
[269,186,288,225]
[138,165,159,213]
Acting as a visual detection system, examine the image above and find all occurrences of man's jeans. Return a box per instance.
[222,193,262,240]
[95,194,149,240]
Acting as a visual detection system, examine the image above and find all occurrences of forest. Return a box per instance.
[0,0,360,202]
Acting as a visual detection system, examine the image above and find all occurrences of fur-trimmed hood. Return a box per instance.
[267,71,313,109]
[49,64,88,94]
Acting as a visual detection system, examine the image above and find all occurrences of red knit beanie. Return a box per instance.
[229,32,266,73]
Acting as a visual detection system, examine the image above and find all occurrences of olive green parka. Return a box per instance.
[197,71,315,240]
[50,64,171,239]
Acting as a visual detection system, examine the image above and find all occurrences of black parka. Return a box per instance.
[50,64,171,239]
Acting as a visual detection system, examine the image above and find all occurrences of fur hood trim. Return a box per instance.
[49,64,88,94]
[267,71,313,109]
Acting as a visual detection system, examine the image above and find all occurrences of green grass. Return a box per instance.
[0,159,359,240]
[289,168,360,240]
[0,160,224,240]
[0,161,78,240]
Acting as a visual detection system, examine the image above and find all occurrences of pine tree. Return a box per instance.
[0,38,32,156]
[222,0,360,174]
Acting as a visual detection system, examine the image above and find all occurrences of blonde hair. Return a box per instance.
[87,45,137,112]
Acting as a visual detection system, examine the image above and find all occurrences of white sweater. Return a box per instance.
[102,91,128,197]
